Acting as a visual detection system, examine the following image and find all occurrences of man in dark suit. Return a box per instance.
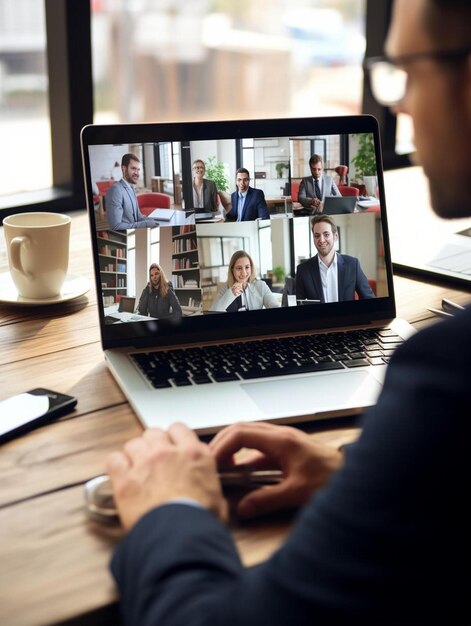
[106,153,158,230]
[225,168,270,221]
[297,153,340,215]
[106,1,471,624]
[295,215,375,302]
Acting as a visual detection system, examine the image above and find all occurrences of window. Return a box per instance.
[127,230,136,297]
[0,1,50,196]
[363,0,413,169]
[91,1,367,125]
[150,227,160,266]
[0,0,93,222]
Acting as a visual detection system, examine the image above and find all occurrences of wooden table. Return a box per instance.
[1,210,471,626]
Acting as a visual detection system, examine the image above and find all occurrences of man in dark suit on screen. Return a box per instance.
[225,167,270,221]
[295,215,375,303]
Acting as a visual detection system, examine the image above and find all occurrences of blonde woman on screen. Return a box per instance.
[211,250,279,312]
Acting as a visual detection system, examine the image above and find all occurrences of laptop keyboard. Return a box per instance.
[131,328,404,389]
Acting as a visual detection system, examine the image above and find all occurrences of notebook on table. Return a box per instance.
[81,115,415,435]
[148,208,175,221]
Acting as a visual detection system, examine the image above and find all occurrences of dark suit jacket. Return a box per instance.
[226,187,270,221]
[298,174,340,209]
[295,253,375,302]
[203,179,218,212]
[137,281,182,320]
[111,306,471,625]
[193,178,218,212]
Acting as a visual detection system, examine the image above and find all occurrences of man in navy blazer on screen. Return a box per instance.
[105,153,158,230]
[226,168,270,221]
[296,215,375,303]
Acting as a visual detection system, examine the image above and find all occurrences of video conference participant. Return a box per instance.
[297,154,340,215]
[105,153,158,230]
[295,215,375,303]
[211,251,279,312]
[225,168,270,221]
[137,263,182,320]
[191,159,218,213]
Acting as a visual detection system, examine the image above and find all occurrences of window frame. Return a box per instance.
[363,0,412,170]
[0,0,93,222]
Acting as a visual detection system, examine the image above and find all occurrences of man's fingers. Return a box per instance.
[106,451,131,480]
[221,452,275,472]
[142,428,171,444]
[123,436,152,464]
[167,422,200,445]
[210,422,289,462]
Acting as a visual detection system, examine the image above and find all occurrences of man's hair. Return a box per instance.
[148,262,169,298]
[227,250,256,287]
[235,167,250,178]
[121,153,140,168]
[424,1,471,48]
[309,154,323,167]
[311,214,338,235]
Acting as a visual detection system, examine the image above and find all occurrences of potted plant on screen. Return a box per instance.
[205,156,230,212]
[351,133,377,197]
[275,162,289,179]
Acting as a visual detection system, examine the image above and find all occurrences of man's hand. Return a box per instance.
[210,422,342,519]
[311,198,323,213]
[106,423,228,531]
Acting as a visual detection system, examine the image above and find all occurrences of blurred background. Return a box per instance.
[0,0,372,198]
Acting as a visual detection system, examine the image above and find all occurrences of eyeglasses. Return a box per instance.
[364,47,471,106]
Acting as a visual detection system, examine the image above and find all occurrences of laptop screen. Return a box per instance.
[81,115,395,349]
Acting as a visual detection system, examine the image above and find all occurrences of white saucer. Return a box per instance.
[0,272,91,306]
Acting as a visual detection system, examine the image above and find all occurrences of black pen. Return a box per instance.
[84,467,284,522]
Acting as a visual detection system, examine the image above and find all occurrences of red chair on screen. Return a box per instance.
[137,192,172,216]
[291,181,300,202]
[334,165,348,185]
[338,185,359,197]
[96,180,115,195]
[355,279,377,300]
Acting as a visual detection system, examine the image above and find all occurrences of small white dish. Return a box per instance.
[0,272,91,306]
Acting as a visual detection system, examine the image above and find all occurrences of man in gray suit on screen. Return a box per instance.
[105,153,158,230]
[298,153,340,215]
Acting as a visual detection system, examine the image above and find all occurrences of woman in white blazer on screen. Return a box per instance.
[211,250,280,312]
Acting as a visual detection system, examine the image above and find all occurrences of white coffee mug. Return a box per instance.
[3,212,71,299]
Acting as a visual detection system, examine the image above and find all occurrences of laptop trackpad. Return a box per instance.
[242,370,381,416]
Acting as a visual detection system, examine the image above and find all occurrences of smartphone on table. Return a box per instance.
[0,388,77,443]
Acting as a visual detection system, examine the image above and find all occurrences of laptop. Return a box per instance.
[385,166,471,287]
[194,211,216,222]
[323,195,357,215]
[118,296,136,313]
[81,115,415,435]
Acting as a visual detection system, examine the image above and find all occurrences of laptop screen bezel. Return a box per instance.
[81,114,396,350]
